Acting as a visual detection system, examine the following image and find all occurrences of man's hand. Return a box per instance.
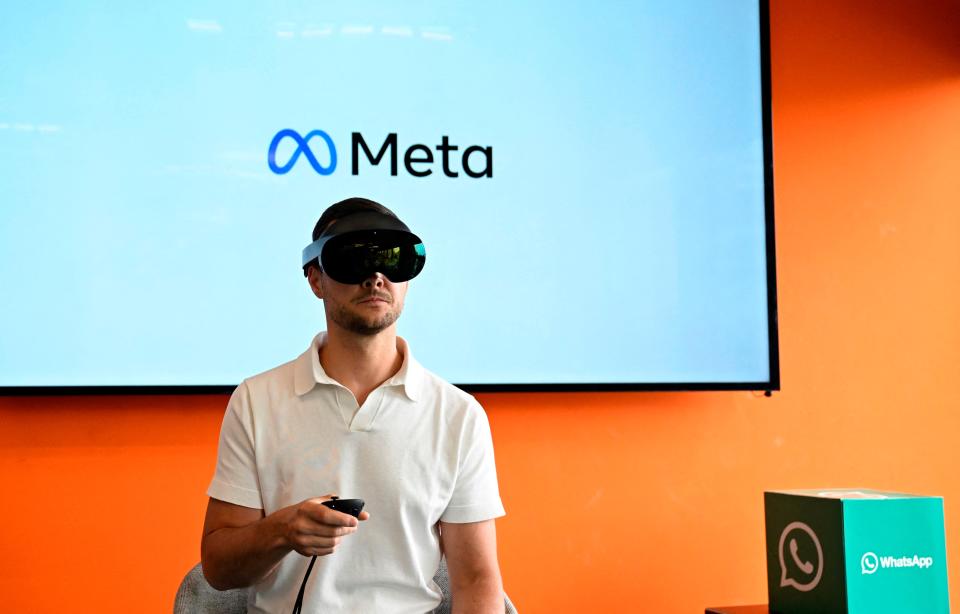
[282,496,371,557]
[201,495,371,590]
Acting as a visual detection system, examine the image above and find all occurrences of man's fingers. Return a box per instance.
[291,529,356,557]
[296,545,335,557]
[358,511,370,521]
[296,521,357,538]
[301,499,359,527]
[297,535,342,549]
[322,509,359,527]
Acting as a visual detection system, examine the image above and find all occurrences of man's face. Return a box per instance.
[308,266,407,336]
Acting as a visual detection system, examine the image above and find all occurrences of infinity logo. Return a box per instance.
[267,129,337,175]
[267,129,493,178]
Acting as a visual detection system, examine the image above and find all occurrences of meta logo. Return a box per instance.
[267,129,493,178]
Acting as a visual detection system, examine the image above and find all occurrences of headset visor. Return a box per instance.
[305,229,425,284]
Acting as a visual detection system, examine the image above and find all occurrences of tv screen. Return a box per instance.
[0,0,778,391]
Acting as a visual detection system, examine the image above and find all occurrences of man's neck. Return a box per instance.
[319,325,403,406]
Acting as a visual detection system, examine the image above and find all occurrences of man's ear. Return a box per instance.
[306,266,324,300]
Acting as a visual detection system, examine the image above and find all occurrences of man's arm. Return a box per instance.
[201,496,369,591]
[440,519,504,614]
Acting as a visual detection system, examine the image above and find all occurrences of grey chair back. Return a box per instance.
[173,558,517,613]
[173,564,246,614]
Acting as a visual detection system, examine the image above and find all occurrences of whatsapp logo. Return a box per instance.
[778,521,824,592]
[861,551,933,574]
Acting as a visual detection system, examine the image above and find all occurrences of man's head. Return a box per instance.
[302,197,425,282]
[303,197,425,336]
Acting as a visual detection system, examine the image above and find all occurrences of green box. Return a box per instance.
[764,489,950,613]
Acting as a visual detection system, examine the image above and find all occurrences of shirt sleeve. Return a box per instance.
[440,399,506,523]
[206,380,264,509]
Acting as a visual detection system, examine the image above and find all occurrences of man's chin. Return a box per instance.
[334,310,400,336]
[351,322,392,336]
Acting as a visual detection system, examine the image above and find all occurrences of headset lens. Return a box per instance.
[321,230,425,284]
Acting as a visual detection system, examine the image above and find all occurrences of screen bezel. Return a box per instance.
[2,0,779,396]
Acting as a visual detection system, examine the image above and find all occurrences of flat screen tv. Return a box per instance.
[0,0,778,392]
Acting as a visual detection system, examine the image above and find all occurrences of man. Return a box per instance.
[200,197,506,613]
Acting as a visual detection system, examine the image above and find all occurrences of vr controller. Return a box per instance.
[293,496,366,614]
[321,496,365,518]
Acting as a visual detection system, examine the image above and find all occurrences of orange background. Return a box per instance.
[2,1,959,611]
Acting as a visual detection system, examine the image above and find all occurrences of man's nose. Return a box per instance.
[361,273,386,289]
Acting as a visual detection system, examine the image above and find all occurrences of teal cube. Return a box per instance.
[764,489,950,613]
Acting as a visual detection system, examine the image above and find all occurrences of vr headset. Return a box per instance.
[301,210,426,284]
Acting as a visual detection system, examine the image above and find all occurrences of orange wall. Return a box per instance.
[2,1,959,611]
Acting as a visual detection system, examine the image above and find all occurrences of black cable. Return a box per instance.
[291,497,364,613]
[291,554,318,614]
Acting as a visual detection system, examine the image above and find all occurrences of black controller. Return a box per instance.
[292,496,367,614]
[321,496,365,518]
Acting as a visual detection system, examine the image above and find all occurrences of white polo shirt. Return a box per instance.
[207,332,505,614]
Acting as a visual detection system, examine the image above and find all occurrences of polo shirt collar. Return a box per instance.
[293,331,423,402]
[383,336,423,402]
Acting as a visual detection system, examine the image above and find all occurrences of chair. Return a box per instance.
[174,557,518,613]
[173,563,246,614]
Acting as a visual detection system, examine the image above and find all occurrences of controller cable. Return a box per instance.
[291,554,318,614]
[292,495,339,614]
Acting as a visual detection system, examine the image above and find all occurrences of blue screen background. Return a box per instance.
[0,1,771,386]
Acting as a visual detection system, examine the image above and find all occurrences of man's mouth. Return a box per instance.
[356,293,392,304]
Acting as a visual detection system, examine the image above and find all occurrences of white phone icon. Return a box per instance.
[790,538,814,574]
